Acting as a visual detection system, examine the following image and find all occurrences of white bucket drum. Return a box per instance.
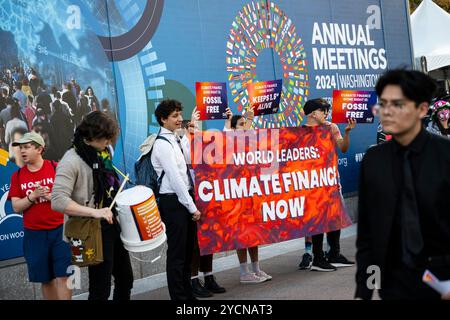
[115,185,166,253]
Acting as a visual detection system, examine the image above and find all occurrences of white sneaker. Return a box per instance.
[256,270,272,281]
[240,272,266,284]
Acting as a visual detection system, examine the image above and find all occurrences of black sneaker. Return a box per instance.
[191,278,213,298]
[298,253,313,270]
[311,255,337,272]
[327,254,355,268]
[204,275,226,294]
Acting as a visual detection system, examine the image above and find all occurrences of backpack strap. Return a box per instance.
[155,135,171,144]
[153,135,173,185]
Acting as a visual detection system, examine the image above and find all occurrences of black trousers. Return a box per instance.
[88,222,134,300]
[312,229,341,258]
[192,231,213,274]
[159,194,197,301]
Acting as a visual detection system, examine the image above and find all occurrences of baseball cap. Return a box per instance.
[12,132,45,147]
[303,98,331,115]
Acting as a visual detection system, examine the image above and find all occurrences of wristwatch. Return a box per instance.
[26,194,35,203]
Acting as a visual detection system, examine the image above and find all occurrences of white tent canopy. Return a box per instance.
[411,0,450,71]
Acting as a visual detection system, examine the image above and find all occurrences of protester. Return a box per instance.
[52,111,134,300]
[371,103,392,144]
[355,69,450,300]
[151,99,201,300]
[8,132,72,300]
[299,98,356,272]
[224,107,273,283]
[426,100,450,138]
[180,109,226,298]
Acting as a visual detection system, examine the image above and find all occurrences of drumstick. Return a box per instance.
[109,174,129,210]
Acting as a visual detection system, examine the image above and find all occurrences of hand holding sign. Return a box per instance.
[191,106,201,132]
[247,105,255,120]
[192,210,201,221]
[225,107,233,120]
[345,118,356,133]
[224,108,233,130]
[191,106,200,122]
[244,105,255,129]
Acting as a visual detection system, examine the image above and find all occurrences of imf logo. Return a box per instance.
[355,153,365,163]
[0,188,22,224]
[0,189,24,241]
[0,159,25,261]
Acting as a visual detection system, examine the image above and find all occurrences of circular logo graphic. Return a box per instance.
[226,1,309,128]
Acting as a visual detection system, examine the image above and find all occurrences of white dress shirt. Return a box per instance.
[151,127,197,214]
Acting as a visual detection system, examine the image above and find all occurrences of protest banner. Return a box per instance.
[191,125,351,255]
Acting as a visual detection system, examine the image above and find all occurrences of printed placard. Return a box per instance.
[331,90,377,123]
[247,79,283,116]
[196,82,228,120]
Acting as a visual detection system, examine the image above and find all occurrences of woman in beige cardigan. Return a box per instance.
[52,111,133,300]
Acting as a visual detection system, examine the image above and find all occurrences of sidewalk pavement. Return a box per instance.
[132,225,378,300]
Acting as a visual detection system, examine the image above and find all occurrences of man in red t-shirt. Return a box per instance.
[8,132,72,300]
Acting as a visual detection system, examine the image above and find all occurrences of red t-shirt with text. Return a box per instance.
[8,160,64,230]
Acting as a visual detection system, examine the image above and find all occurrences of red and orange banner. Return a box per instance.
[332,90,377,123]
[191,126,352,255]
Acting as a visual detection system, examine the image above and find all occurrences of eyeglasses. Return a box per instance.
[376,100,407,110]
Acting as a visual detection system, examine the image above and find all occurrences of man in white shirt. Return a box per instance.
[151,99,201,301]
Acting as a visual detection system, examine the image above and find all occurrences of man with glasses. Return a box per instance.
[355,69,450,300]
[298,98,356,272]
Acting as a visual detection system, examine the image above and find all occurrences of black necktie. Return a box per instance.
[400,149,424,268]
[176,136,194,190]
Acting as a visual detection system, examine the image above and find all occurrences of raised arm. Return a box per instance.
[243,105,255,130]
[335,118,356,153]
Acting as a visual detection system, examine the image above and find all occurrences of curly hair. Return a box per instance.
[155,99,183,126]
[75,111,119,142]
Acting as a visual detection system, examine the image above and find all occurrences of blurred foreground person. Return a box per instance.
[356,69,450,300]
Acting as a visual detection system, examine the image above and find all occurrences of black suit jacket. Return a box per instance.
[355,130,450,299]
